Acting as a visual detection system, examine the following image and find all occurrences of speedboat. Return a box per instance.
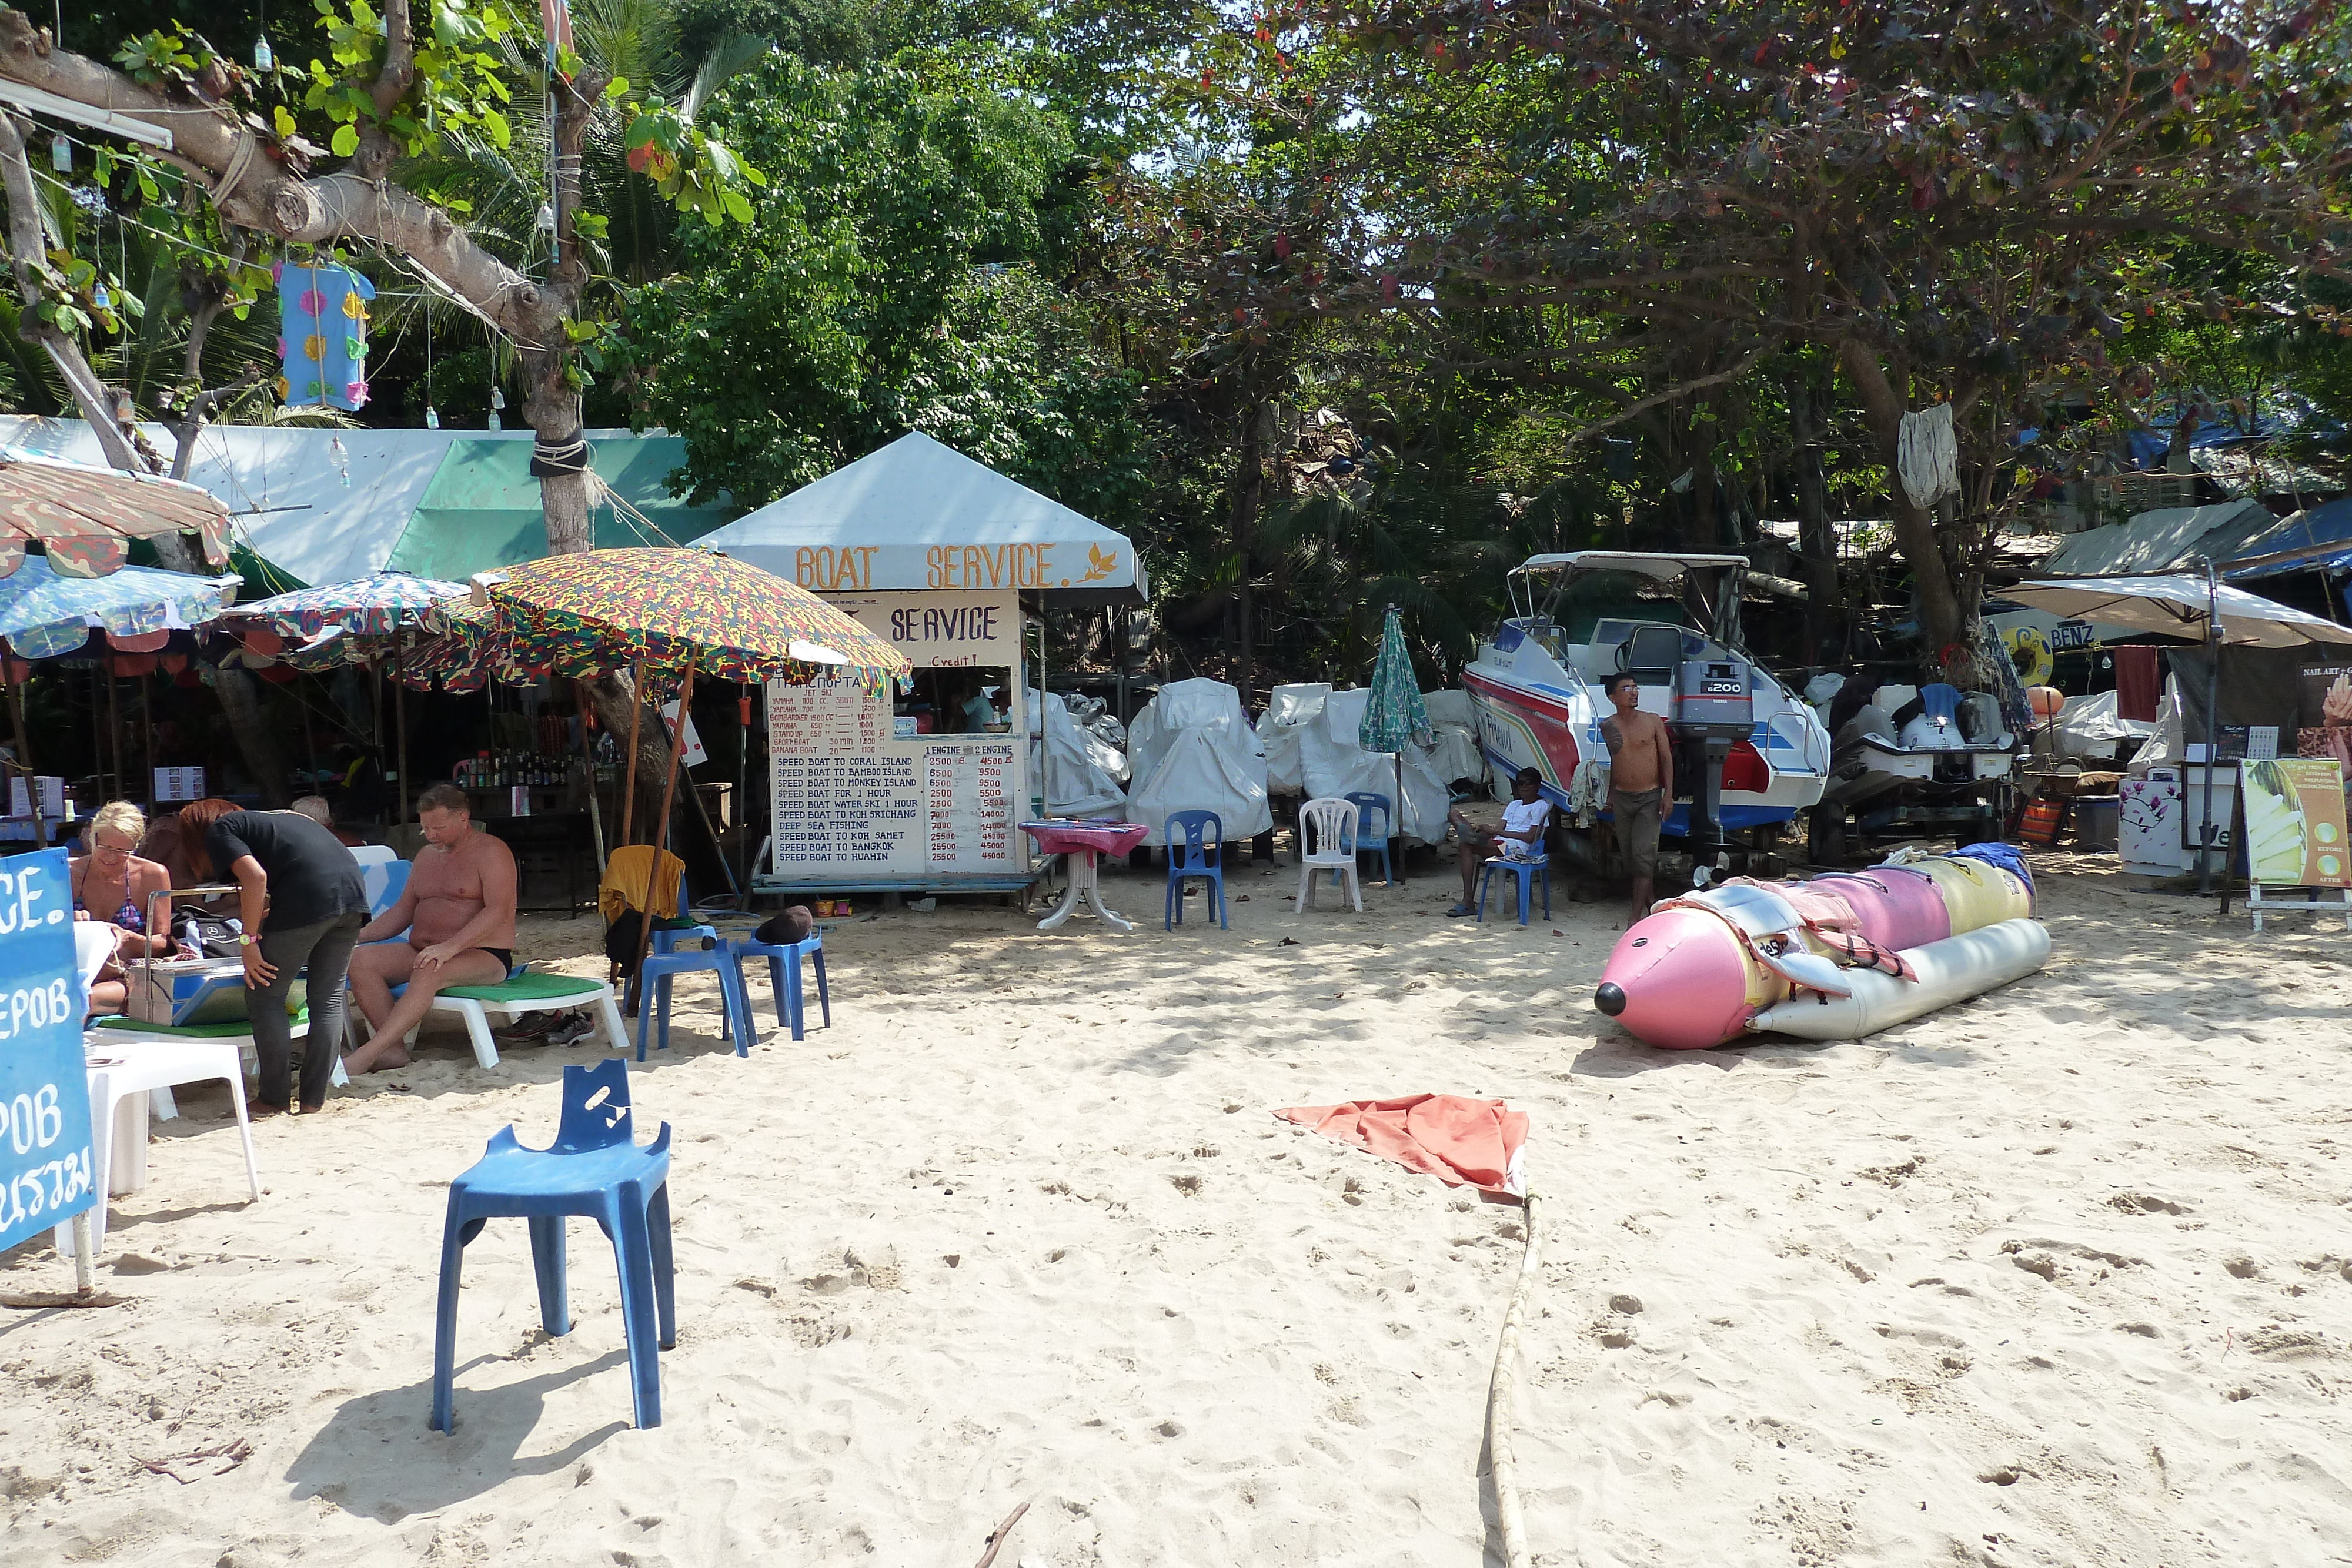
[1461,552,1830,848]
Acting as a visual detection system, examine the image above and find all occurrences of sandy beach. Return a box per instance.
[4,850,2350,1567]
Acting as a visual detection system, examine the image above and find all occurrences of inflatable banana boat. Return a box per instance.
[1593,845,2049,1048]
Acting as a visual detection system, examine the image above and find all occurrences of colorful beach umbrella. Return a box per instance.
[225,569,469,641]
[0,452,233,579]
[0,554,239,659]
[482,548,911,688]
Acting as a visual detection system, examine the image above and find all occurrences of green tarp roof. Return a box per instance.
[386,435,735,582]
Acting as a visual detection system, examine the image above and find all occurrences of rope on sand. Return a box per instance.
[1484,1188,1542,1568]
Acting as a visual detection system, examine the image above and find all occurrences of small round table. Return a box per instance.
[1021,820,1151,932]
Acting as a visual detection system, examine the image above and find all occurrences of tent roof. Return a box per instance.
[389,435,734,582]
[0,419,727,590]
[2042,498,2277,577]
[2006,573,2352,648]
[2225,496,2352,580]
[697,431,1145,604]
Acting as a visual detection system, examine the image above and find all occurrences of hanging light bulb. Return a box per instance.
[487,408,502,431]
[253,35,273,71]
[49,133,71,173]
[111,391,133,423]
[91,280,111,311]
[489,386,506,410]
[425,404,441,430]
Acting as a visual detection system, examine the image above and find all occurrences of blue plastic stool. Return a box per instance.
[636,932,755,1060]
[1343,791,1395,885]
[1477,854,1552,926]
[1164,810,1227,929]
[725,926,830,1044]
[432,1059,675,1432]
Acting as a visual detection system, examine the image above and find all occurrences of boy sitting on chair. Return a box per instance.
[1447,767,1553,917]
[344,783,519,1074]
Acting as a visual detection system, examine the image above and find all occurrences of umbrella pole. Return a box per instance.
[393,646,410,826]
[105,665,122,801]
[632,651,697,989]
[5,663,46,849]
[735,681,750,895]
[139,672,152,810]
[620,658,644,849]
[2196,559,2223,897]
[576,678,607,875]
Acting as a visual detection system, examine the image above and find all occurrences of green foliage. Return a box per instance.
[615,49,1155,518]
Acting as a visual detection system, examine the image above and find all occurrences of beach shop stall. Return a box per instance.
[695,432,1148,898]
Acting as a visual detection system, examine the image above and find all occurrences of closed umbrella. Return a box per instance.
[1356,605,1431,885]
[0,452,232,577]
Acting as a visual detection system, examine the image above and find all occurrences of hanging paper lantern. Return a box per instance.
[275,260,376,411]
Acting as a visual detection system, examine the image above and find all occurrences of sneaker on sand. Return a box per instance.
[495,1011,558,1042]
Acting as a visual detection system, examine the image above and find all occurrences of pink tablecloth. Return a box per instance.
[1020,820,1150,858]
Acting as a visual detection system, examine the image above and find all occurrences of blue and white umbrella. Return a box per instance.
[0,554,239,659]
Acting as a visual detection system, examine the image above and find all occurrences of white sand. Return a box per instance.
[4,851,2351,1566]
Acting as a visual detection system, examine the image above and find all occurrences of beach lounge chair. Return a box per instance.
[1296,797,1364,914]
[433,1059,675,1432]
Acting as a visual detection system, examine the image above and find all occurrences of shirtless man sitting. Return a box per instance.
[1600,671,1675,926]
[343,783,519,1074]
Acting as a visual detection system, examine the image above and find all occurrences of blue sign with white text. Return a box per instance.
[0,848,96,1253]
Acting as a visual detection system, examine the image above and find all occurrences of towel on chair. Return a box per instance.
[1275,1094,1528,1197]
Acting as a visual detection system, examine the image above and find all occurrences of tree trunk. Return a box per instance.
[525,356,596,555]
[1789,375,1842,663]
[1836,339,1967,657]
[1230,400,1264,694]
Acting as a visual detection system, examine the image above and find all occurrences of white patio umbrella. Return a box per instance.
[2005,570,2352,891]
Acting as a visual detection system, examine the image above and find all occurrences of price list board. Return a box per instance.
[769,678,1025,878]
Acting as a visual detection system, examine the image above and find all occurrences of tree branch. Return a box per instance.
[1563,347,1765,447]
[0,111,146,472]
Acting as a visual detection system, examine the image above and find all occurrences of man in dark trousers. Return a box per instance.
[1600,671,1675,927]
[197,808,369,1115]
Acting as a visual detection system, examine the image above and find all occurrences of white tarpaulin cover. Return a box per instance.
[1125,678,1272,844]
[2044,689,2158,763]
[1027,690,1127,818]
[1301,686,1449,844]
[1420,688,1484,783]
[1257,682,1331,795]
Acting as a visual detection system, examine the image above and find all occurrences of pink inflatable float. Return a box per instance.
[1593,847,2051,1048]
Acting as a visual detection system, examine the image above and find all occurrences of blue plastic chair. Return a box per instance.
[431,1059,675,1432]
[1477,854,1552,926]
[636,877,755,1061]
[1343,791,1395,885]
[1164,810,1227,930]
[725,924,830,1044]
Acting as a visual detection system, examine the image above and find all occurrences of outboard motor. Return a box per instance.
[1673,656,1755,854]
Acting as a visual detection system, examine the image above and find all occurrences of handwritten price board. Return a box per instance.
[0,848,97,1253]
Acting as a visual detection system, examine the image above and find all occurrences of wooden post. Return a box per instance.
[392,644,411,825]
[619,657,644,848]
[139,671,152,810]
[5,663,47,848]
[576,678,607,874]
[630,650,698,987]
[105,662,122,801]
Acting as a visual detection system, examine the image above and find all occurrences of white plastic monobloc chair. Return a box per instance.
[1295,796,1364,915]
[55,1037,263,1260]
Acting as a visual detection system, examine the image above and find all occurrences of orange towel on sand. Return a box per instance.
[1275,1095,1529,1197]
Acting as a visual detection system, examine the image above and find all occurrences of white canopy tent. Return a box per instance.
[697,431,1147,606]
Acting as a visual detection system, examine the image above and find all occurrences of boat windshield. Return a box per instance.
[1510,560,1746,651]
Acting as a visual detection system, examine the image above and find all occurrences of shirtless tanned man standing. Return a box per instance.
[344,783,519,1074]
[1601,671,1674,926]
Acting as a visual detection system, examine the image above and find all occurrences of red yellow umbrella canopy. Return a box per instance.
[477,547,910,687]
[0,452,233,578]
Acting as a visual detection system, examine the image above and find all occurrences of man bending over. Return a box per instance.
[1601,671,1674,925]
[344,783,519,1074]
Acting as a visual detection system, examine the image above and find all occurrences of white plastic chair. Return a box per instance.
[1296,797,1364,914]
[56,1037,263,1260]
